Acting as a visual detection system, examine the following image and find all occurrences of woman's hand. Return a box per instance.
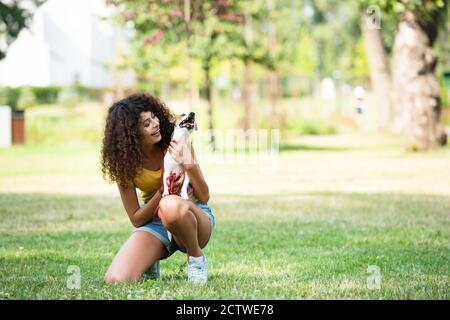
[170,171,185,194]
[159,171,185,195]
[168,140,195,168]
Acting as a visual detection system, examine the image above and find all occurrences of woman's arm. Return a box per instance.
[168,141,210,204]
[118,184,163,227]
[185,145,209,204]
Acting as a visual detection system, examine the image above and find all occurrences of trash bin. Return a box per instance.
[12,110,26,144]
[0,105,12,148]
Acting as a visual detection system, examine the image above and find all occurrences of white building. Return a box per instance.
[0,0,134,88]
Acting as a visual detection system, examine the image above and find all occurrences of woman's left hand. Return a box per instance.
[168,139,194,168]
[159,171,185,194]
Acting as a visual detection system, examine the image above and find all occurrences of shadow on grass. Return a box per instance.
[279,143,351,152]
[212,190,450,206]
[0,192,448,300]
[1,191,449,231]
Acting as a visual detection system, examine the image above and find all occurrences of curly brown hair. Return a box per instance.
[100,93,175,186]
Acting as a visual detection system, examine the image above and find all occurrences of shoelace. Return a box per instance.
[189,260,206,279]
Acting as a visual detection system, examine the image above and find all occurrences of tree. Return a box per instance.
[108,0,239,150]
[391,1,448,150]
[0,0,46,60]
[360,0,448,150]
[188,0,247,150]
[360,6,393,129]
[108,0,274,150]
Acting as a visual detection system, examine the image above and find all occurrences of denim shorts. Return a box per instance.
[132,199,215,259]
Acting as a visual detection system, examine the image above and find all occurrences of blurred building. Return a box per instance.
[0,0,134,88]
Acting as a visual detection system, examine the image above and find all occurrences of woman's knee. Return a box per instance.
[158,196,191,227]
[104,272,117,285]
[103,266,141,284]
[104,270,139,285]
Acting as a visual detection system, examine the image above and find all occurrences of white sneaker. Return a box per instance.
[188,254,208,284]
[142,260,160,280]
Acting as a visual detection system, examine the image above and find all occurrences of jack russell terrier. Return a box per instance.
[162,112,197,200]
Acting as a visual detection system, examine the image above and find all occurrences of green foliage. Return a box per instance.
[16,87,36,111]
[73,84,103,102]
[286,117,337,135]
[280,76,315,97]
[0,86,102,110]
[0,87,21,110]
[0,0,46,60]
[31,86,61,104]
[25,104,105,144]
[293,30,318,77]
[109,0,275,87]
[439,72,450,108]
[363,0,447,12]
[348,37,370,81]
[109,0,412,93]
[362,0,448,22]
[299,1,363,81]
[57,86,81,108]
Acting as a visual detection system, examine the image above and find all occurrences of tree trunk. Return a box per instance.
[360,13,393,130]
[392,10,447,150]
[184,0,194,108]
[204,63,216,151]
[267,0,279,130]
[241,60,252,131]
[267,70,279,129]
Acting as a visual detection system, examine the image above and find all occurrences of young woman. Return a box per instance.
[101,93,215,284]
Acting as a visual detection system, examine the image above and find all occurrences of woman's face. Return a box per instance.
[138,111,161,146]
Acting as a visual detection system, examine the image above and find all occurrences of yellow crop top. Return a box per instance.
[133,167,162,204]
[133,151,197,203]
[133,149,168,203]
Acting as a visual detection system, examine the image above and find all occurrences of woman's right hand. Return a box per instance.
[171,171,185,194]
[160,171,185,195]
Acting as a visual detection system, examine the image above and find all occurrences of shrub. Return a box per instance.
[0,85,102,110]
[31,86,61,104]
[0,87,21,110]
[25,104,105,144]
[16,87,36,111]
[57,86,81,108]
[74,84,103,101]
[286,116,337,135]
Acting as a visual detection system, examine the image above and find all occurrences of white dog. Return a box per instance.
[163,112,197,199]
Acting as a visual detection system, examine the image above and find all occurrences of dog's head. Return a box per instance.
[174,112,197,132]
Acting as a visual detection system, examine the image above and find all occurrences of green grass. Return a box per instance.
[22,94,368,146]
[0,133,449,299]
[25,103,106,145]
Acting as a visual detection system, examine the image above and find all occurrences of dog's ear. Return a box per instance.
[171,113,186,124]
[176,113,186,122]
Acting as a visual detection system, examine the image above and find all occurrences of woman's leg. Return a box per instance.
[158,195,211,258]
[104,231,166,284]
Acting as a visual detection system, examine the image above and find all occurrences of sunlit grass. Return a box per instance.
[0,133,449,299]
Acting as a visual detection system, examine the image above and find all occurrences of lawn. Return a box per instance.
[0,133,449,299]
